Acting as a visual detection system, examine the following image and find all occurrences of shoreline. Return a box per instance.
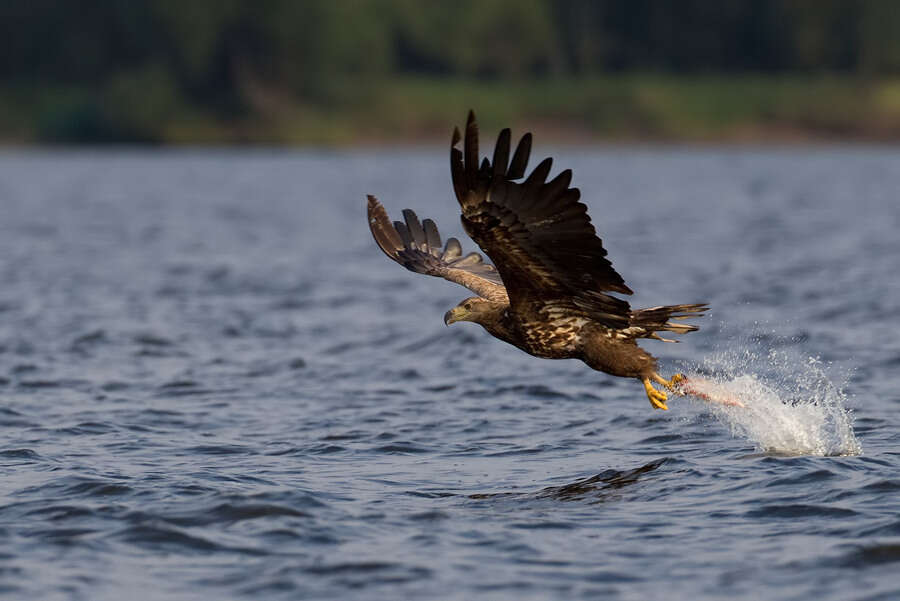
[4,75,900,146]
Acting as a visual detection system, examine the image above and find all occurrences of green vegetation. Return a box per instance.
[3,1,900,144]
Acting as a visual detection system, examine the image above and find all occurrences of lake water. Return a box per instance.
[0,146,898,600]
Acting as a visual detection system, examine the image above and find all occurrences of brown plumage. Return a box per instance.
[367,111,707,410]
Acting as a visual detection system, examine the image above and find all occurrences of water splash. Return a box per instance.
[680,346,861,457]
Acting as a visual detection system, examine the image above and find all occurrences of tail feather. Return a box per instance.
[629,303,708,341]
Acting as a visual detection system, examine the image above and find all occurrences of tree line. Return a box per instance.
[2,0,899,142]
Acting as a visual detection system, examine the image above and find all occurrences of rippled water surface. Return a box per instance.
[1,146,898,600]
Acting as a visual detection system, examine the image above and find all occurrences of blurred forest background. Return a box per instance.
[3,0,900,145]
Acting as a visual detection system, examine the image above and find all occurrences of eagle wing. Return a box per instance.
[367,195,508,303]
[450,111,632,328]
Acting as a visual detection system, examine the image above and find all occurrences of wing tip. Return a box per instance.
[454,109,478,146]
[366,196,408,261]
[366,194,385,223]
[507,131,533,179]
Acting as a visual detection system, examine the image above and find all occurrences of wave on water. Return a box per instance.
[679,345,862,457]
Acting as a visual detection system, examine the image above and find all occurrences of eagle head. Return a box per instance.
[444,297,504,326]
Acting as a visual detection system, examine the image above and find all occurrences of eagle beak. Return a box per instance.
[444,307,461,326]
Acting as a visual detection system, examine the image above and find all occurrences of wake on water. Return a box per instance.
[676,343,861,457]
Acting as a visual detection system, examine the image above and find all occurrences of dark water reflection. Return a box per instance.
[536,458,669,503]
[0,147,898,600]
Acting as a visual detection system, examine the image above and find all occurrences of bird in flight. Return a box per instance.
[367,111,706,410]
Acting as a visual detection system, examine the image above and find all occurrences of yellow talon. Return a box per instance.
[652,372,685,393]
[643,378,669,410]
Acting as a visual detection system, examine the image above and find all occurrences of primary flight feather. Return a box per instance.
[367,111,707,410]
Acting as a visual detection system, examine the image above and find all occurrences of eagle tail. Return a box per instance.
[629,304,708,342]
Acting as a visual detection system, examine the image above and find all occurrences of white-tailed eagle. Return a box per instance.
[367,112,706,410]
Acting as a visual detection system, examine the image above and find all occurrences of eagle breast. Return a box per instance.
[519,310,591,358]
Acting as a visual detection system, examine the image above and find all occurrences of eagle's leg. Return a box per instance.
[642,377,669,411]
[652,372,685,393]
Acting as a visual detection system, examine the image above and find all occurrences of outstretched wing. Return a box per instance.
[450,111,631,327]
[367,195,508,302]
